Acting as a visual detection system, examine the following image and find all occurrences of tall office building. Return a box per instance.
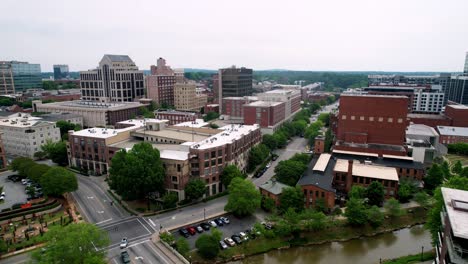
[216,66,253,113]
[464,51,468,74]
[146,58,176,106]
[79,55,145,103]
[53,64,69,80]
[0,61,42,95]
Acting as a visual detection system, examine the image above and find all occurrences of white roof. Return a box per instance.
[334,159,399,181]
[72,120,145,138]
[160,150,189,161]
[447,104,468,110]
[117,118,167,126]
[313,154,331,172]
[246,101,283,107]
[437,126,468,137]
[332,149,379,158]
[191,124,259,150]
[406,124,439,137]
[441,187,468,239]
[174,119,208,128]
[0,115,52,128]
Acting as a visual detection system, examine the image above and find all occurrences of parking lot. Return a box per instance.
[172,213,259,249]
[0,172,29,211]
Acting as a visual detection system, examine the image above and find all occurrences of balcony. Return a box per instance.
[446,233,468,263]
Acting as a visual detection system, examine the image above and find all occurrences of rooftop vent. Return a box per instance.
[451,199,468,213]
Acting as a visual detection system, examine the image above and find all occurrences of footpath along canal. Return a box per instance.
[233,225,433,264]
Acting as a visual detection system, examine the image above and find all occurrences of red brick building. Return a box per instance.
[335,94,409,156]
[407,104,468,129]
[155,110,197,125]
[221,96,258,120]
[445,104,468,127]
[314,136,325,154]
[259,179,290,206]
[243,101,285,130]
[438,126,468,144]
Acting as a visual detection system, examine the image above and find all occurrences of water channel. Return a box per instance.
[233,225,433,264]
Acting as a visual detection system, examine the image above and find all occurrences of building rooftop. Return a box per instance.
[191,124,259,150]
[259,180,290,195]
[297,154,335,192]
[313,153,331,172]
[406,124,439,137]
[38,112,83,122]
[159,150,189,161]
[334,159,399,181]
[245,101,283,107]
[408,113,448,120]
[72,120,145,138]
[118,118,166,126]
[104,54,133,62]
[0,114,53,128]
[174,119,208,128]
[437,126,468,137]
[341,93,408,99]
[141,129,209,142]
[332,149,425,170]
[447,104,468,110]
[155,110,197,116]
[441,187,468,240]
[37,100,145,111]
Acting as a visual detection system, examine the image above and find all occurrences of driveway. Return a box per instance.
[0,171,28,211]
[172,213,259,249]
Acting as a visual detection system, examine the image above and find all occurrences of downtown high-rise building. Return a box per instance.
[215,66,253,113]
[464,52,468,74]
[0,61,42,95]
[53,64,69,80]
[146,58,177,106]
[79,55,145,103]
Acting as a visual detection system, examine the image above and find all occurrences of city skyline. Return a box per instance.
[2,0,468,72]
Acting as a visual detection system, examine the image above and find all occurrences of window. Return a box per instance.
[369,117,374,121]
[360,116,364,121]
[388,118,393,123]
[351,116,355,120]
[204,161,209,167]
[341,115,347,120]
[177,164,181,172]
[378,117,383,122]
[315,191,319,197]
[171,176,177,182]
[397,118,403,123]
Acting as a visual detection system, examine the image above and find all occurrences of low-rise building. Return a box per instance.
[221,96,258,121]
[406,124,442,163]
[32,100,146,127]
[243,101,285,134]
[38,112,83,127]
[259,179,290,206]
[438,126,468,144]
[436,187,468,264]
[154,110,197,125]
[0,114,60,158]
[174,81,208,112]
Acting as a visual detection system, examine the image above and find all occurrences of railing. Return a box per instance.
[446,233,468,261]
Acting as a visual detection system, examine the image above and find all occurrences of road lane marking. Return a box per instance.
[143,218,157,232]
[95,218,113,225]
[87,196,94,199]
[105,235,151,250]
[126,238,151,248]
[97,211,105,214]
[99,217,138,229]
[137,218,152,234]
[148,219,156,227]
[112,259,119,264]
[135,256,144,260]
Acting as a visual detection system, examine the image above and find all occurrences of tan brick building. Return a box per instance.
[174,81,208,112]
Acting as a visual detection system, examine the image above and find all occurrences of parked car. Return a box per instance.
[0,196,4,201]
[261,222,273,230]
[266,162,272,168]
[7,175,20,182]
[179,228,190,238]
[200,223,211,231]
[239,232,249,241]
[224,237,235,247]
[1,192,5,197]
[231,235,242,245]
[219,240,228,250]
[186,227,196,235]
[272,155,278,161]
[196,226,204,233]
[209,220,217,227]
[254,171,263,178]
[220,217,230,224]
[120,250,131,263]
[120,237,128,248]
[214,218,224,226]
[21,179,30,185]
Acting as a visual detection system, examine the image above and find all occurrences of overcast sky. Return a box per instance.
[2,0,467,72]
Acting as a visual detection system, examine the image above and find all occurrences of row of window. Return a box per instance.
[341,115,404,123]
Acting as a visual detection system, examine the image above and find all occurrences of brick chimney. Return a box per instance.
[346,160,353,192]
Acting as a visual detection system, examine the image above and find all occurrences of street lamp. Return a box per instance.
[203,208,206,220]
[421,246,424,261]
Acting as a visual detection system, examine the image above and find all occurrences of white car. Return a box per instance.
[224,237,235,247]
[220,217,230,224]
[266,162,272,168]
[0,196,4,201]
[209,220,217,227]
[219,240,228,250]
[239,232,249,241]
[21,179,29,185]
[120,237,128,248]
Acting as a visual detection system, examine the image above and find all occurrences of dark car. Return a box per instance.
[179,228,190,238]
[214,218,224,227]
[120,250,130,264]
[7,175,21,182]
[272,155,278,161]
[200,223,211,231]
[187,226,196,235]
[231,235,242,245]
[254,171,263,178]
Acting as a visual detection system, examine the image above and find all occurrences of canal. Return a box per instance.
[234,225,433,264]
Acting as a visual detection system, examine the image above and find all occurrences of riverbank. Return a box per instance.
[382,250,435,264]
[190,208,428,263]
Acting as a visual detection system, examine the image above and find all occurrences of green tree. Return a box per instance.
[452,160,463,174]
[109,142,165,200]
[366,205,384,228]
[318,113,330,126]
[305,211,327,231]
[262,196,276,212]
[203,112,219,121]
[290,153,311,165]
[225,178,261,216]
[10,157,35,177]
[41,167,78,196]
[0,239,7,255]
[34,151,48,160]
[42,81,58,90]
[176,238,190,257]
[398,179,417,203]
[413,192,430,209]
[366,181,385,206]
[32,223,109,264]
[184,179,206,201]
[28,164,51,183]
[424,164,444,191]
[273,132,287,148]
[56,120,81,140]
[384,198,404,218]
[461,167,468,178]
[220,165,244,188]
[162,192,178,209]
[248,144,270,170]
[324,128,333,152]
[195,232,220,259]
[274,160,307,186]
[41,140,68,166]
[345,198,368,226]
[279,186,305,213]
[349,185,366,199]
[262,134,277,150]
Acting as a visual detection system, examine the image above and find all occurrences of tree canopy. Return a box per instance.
[275,160,307,186]
[28,164,51,183]
[184,179,206,201]
[195,228,222,259]
[109,142,165,200]
[224,177,261,216]
[279,186,305,213]
[220,165,244,188]
[56,121,81,140]
[41,167,78,196]
[32,223,109,264]
[424,164,444,192]
[41,140,68,166]
[345,198,368,226]
[366,181,384,206]
[248,144,270,170]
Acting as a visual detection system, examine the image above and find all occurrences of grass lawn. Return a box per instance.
[382,250,435,264]
[445,154,468,167]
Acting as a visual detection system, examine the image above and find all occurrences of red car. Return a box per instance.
[186,226,196,235]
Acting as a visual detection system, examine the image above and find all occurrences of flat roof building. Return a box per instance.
[438,126,468,145]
